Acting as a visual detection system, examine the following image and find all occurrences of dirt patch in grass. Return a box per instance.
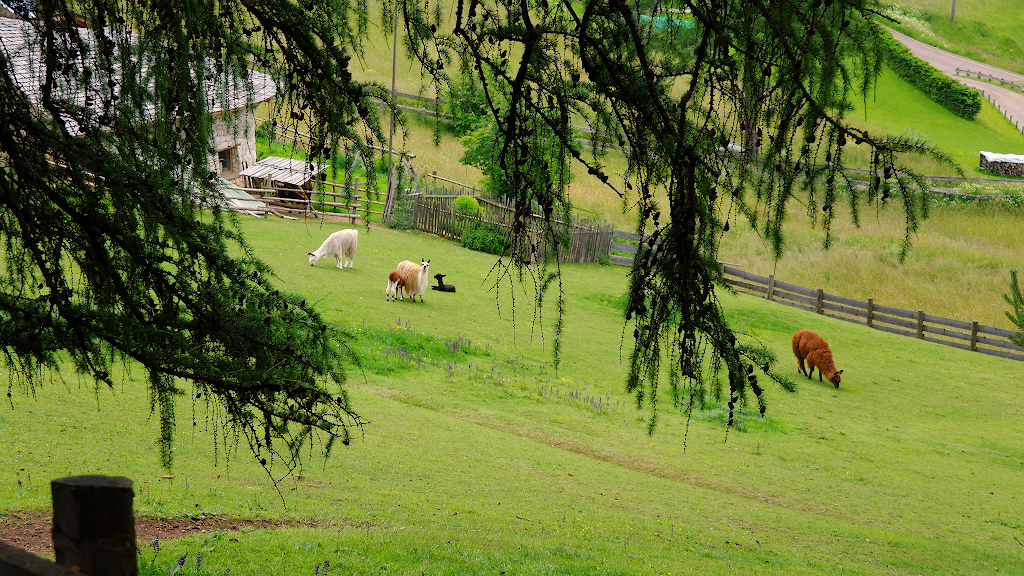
[0,510,319,559]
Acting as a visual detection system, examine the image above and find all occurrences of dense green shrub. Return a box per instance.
[454,195,481,217]
[879,29,982,119]
[461,223,508,255]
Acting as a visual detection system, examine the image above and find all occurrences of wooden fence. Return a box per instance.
[409,187,614,264]
[608,230,643,266]
[243,178,385,222]
[721,265,1024,362]
[1,475,136,576]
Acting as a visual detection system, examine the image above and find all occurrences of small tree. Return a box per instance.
[1004,270,1024,347]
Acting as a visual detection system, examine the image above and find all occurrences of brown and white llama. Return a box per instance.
[791,329,843,388]
[385,271,406,301]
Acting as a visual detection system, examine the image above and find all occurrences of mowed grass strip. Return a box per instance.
[2,216,1024,575]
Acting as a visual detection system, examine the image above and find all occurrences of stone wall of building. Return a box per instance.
[208,108,258,182]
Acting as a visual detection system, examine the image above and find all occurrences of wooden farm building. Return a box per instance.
[0,15,276,185]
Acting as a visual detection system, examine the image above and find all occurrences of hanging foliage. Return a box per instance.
[0,0,391,471]
[402,0,955,429]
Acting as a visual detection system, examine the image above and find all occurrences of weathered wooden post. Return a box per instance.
[815,288,824,314]
[866,298,874,328]
[51,475,136,576]
[970,321,979,352]
[916,310,925,339]
[767,274,775,302]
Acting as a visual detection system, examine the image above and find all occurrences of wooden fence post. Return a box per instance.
[917,310,925,339]
[51,475,136,576]
[815,288,823,314]
[767,274,775,301]
[350,177,359,224]
[867,298,874,327]
[971,321,979,351]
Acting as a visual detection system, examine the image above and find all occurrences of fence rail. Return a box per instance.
[955,68,1024,93]
[244,179,387,222]
[721,265,1024,361]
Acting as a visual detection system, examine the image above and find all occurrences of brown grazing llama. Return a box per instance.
[791,329,843,388]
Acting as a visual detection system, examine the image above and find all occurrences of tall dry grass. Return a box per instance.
[716,197,1024,330]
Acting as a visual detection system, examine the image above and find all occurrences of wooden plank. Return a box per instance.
[610,241,639,254]
[613,230,643,242]
[822,292,867,309]
[923,314,973,331]
[773,289,816,308]
[0,539,86,576]
[977,324,1022,339]
[726,279,769,294]
[921,324,972,341]
[873,313,917,331]
[722,266,769,285]
[871,324,917,339]
[821,311,866,326]
[773,298,816,313]
[872,303,918,320]
[975,334,1024,352]
[976,346,1024,361]
[610,255,633,266]
[771,278,818,298]
[821,300,869,319]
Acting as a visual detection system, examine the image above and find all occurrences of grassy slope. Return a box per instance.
[4,217,1024,575]
[848,67,1024,174]
[891,1,1024,74]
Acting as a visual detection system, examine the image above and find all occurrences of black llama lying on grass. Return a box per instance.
[432,273,456,292]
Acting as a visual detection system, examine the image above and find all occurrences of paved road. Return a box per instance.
[888,29,1024,136]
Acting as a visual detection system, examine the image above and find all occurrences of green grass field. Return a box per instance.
[4,217,1024,575]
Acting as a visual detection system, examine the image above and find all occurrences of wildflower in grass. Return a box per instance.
[177,555,187,568]
[196,552,202,569]
[151,533,160,551]
[323,561,330,569]
[314,564,319,576]
[16,480,21,488]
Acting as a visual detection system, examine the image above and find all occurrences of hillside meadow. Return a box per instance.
[3,216,1024,575]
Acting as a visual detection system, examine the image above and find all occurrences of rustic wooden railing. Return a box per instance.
[1,476,136,576]
[244,179,386,222]
[721,265,1024,362]
[409,188,615,264]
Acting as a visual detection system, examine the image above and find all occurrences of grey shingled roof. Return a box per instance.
[0,16,276,134]
[239,156,326,187]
